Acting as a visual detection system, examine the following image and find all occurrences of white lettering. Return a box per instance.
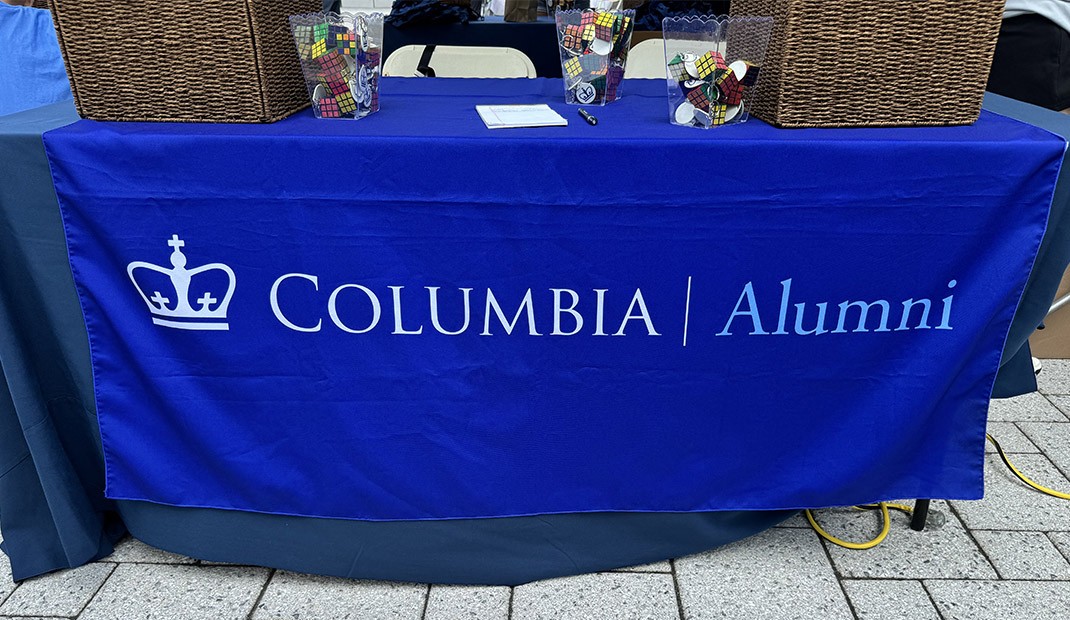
[328,284,381,334]
[270,273,322,332]
[551,288,584,336]
[481,289,542,336]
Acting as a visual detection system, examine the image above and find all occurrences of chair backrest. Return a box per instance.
[382,45,537,78]
[624,38,666,79]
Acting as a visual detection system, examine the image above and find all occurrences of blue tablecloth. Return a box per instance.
[3,81,1070,584]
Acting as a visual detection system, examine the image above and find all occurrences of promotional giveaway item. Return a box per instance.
[555,9,635,105]
[290,12,384,119]
[663,15,773,128]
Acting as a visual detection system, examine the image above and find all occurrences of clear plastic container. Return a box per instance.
[662,15,773,128]
[555,8,634,105]
[289,12,385,120]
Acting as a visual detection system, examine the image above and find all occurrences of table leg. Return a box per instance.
[910,499,930,531]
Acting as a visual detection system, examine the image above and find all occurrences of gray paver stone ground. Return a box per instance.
[1038,360,1070,395]
[987,392,1067,422]
[104,536,197,564]
[253,571,425,620]
[972,530,1070,580]
[512,572,678,620]
[1018,421,1070,478]
[0,537,14,607]
[952,453,1070,530]
[612,561,673,572]
[675,528,852,620]
[984,422,1038,453]
[80,564,268,620]
[820,503,995,579]
[425,585,509,620]
[924,579,1070,620]
[0,562,113,617]
[1046,532,1070,564]
[842,579,940,620]
[1043,394,1070,418]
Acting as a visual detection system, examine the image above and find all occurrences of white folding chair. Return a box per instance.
[382,45,537,78]
[624,38,666,79]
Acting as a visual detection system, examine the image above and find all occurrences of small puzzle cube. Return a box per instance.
[313,22,329,41]
[695,51,726,79]
[319,76,350,97]
[581,10,595,27]
[595,22,613,41]
[335,32,356,55]
[327,25,347,47]
[686,86,711,111]
[317,50,348,77]
[667,56,689,82]
[311,38,328,59]
[361,46,381,70]
[715,70,743,105]
[317,96,341,118]
[582,24,595,42]
[579,53,607,75]
[564,56,583,79]
[562,24,584,52]
[336,90,356,114]
[605,66,624,100]
[737,61,760,86]
[709,103,728,125]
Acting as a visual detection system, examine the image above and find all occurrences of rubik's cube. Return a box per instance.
[327,25,348,46]
[365,46,381,67]
[605,66,624,100]
[715,69,743,105]
[317,96,341,118]
[292,25,314,58]
[317,50,348,77]
[579,53,607,75]
[562,24,584,52]
[581,24,595,43]
[594,11,615,40]
[737,61,760,86]
[667,55,689,82]
[564,56,583,79]
[708,103,728,125]
[313,22,329,41]
[335,31,356,55]
[311,38,328,59]
[319,76,350,97]
[580,10,595,27]
[686,85,711,111]
[590,74,607,95]
[612,17,632,56]
[336,90,356,114]
[695,51,727,79]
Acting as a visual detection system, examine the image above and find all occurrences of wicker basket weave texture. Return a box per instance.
[730,0,1006,128]
[50,0,318,122]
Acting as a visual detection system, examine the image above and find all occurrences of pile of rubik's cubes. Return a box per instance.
[667,50,759,127]
[291,19,381,119]
[558,10,634,104]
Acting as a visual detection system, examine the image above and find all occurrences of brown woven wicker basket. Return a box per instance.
[729,0,1006,128]
[49,0,319,122]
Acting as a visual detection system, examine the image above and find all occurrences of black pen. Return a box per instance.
[578,108,598,126]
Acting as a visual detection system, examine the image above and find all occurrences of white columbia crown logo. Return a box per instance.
[127,235,236,331]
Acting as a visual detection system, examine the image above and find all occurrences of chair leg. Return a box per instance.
[910,499,930,531]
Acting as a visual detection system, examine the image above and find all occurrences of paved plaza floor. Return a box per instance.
[3,361,1070,619]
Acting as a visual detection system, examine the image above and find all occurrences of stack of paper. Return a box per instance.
[476,104,568,129]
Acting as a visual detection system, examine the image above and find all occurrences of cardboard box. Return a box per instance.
[1030,266,1070,358]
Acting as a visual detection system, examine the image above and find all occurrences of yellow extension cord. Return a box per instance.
[986,433,1070,500]
[808,433,1069,549]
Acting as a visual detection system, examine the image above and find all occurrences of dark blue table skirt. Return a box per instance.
[1,91,1067,584]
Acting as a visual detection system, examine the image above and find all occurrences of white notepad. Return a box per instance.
[476,104,569,129]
